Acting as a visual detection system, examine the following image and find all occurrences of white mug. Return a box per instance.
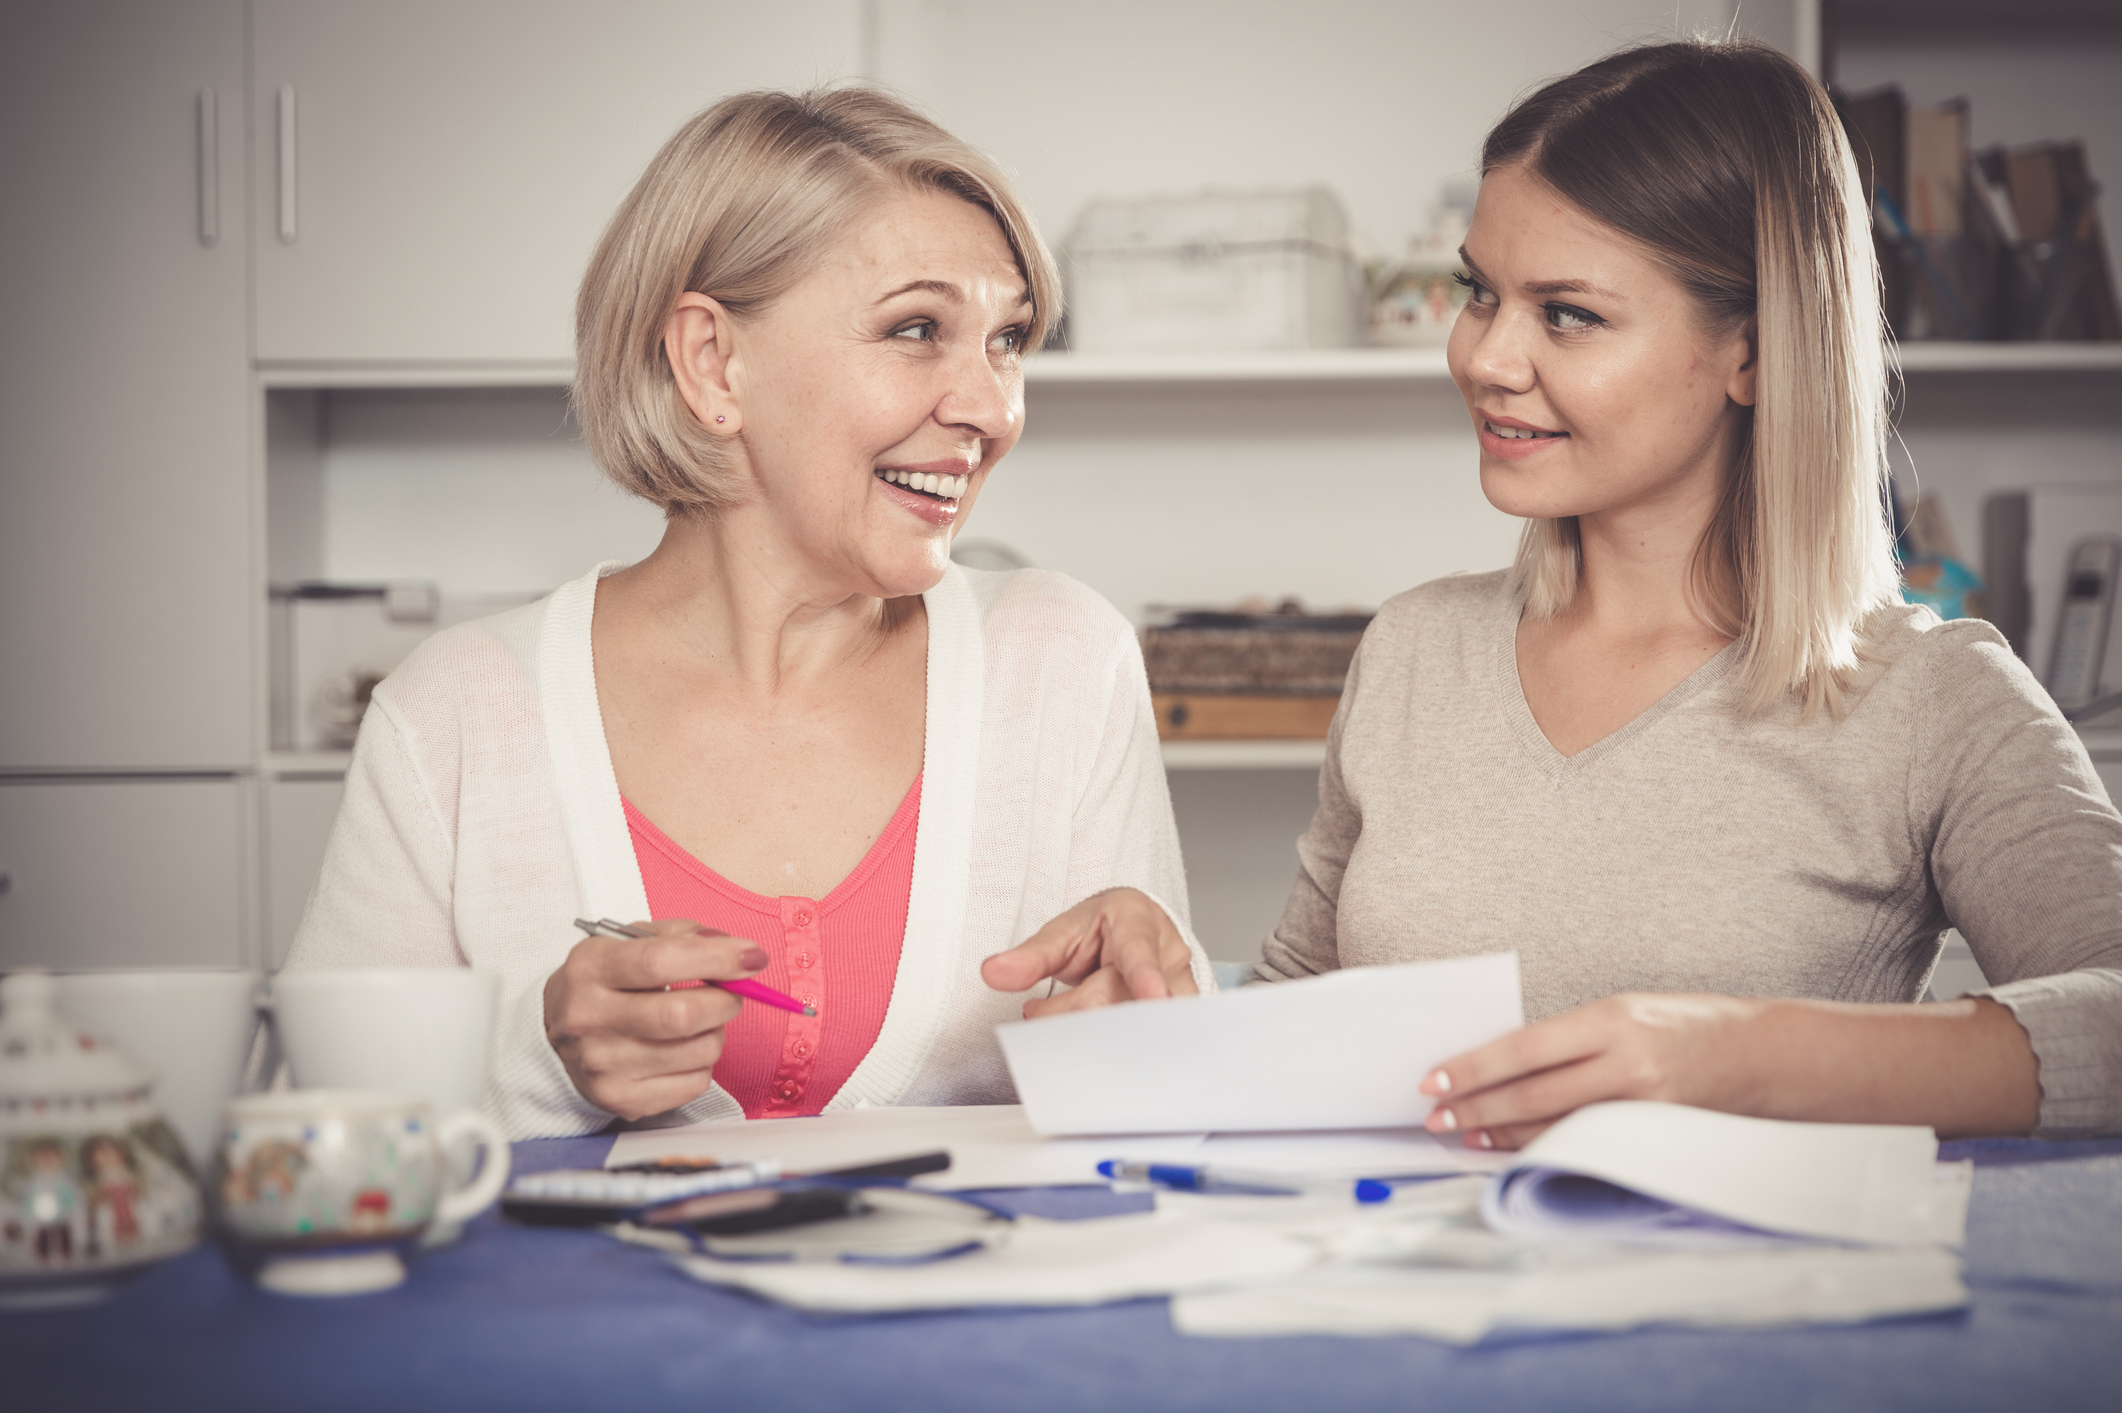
[269,967,500,1246]
[55,969,264,1171]
[269,967,497,1116]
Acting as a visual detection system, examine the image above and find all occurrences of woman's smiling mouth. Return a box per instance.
[1477,414,1569,461]
[875,466,971,500]
[1485,421,1565,440]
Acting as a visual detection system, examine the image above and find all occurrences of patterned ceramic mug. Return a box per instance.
[216,1089,508,1296]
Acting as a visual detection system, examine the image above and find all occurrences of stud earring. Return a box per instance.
[715,415,725,424]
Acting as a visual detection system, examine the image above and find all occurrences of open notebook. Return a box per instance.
[1479,1101,1971,1248]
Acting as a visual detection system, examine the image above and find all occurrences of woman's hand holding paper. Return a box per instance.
[983,888,1199,1018]
[543,919,767,1121]
[1419,992,1765,1150]
[1421,991,2044,1150]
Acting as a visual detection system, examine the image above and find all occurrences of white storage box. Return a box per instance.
[1064,188,1361,352]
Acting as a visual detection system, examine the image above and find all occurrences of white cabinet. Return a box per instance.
[0,780,249,970]
[0,0,253,770]
[249,0,860,365]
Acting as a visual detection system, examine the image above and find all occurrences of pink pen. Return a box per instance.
[574,918,818,1017]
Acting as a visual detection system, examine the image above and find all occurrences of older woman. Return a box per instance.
[286,88,1210,1138]
[1022,40,2122,1143]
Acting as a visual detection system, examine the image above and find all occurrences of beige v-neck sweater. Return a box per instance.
[1256,570,2122,1137]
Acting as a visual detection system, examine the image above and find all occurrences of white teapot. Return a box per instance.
[0,969,202,1308]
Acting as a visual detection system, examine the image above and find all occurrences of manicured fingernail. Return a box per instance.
[1471,1130,1495,1150]
[1425,1069,1452,1096]
[739,947,768,970]
[1430,1107,1458,1132]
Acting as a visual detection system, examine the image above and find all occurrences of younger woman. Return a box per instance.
[1003,40,2120,1143]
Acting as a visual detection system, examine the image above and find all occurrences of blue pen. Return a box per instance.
[1098,1160,1419,1204]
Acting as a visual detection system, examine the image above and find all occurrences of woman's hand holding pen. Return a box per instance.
[543,918,768,1121]
[982,887,1199,1018]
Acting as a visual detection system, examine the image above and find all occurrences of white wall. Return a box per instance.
[316,388,662,592]
[873,0,1744,264]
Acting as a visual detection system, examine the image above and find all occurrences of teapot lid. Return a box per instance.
[0,969,152,1102]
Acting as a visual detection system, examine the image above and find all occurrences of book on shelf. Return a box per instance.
[1142,602,1370,741]
[1832,84,2118,344]
[1999,141,2122,341]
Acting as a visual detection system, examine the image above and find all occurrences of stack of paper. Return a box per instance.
[1173,1102,1973,1342]
[1173,1243,1969,1344]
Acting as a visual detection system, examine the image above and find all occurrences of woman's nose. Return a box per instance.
[935,346,1020,441]
[1463,310,1538,396]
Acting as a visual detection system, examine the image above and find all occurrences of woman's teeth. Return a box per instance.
[1486,421,1565,440]
[878,469,970,499]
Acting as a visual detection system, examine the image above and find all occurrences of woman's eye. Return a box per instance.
[890,320,937,342]
[990,326,1028,356]
[1545,303,1602,331]
[1454,271,1496,306]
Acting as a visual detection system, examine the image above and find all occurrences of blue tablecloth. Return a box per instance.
[7,1135,2120,1412]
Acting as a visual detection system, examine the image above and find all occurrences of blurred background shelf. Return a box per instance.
[1026,348,1451,385]
[1160,739,1329,770]
[1894,343,2122,372]
[252,342,2122,392]
[257,360,576,389]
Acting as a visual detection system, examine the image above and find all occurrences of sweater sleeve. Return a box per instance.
[1920,631,2122,1137]
[1059,618,1216,994]
[1253,635,1368,984]
[285,692,616,1139]
[284,698,462,971]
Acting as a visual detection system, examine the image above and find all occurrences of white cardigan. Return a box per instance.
[285,563,1213,1138]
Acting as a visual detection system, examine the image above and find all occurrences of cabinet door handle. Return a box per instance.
[196,88,218,247]
[277,83,298,244]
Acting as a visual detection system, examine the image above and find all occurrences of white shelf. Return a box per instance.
[252,342,2122,391]
[1160,739,1326,770]
[1026,348,1452,384]
[256,360,576,389]
[1894,343,2122,373]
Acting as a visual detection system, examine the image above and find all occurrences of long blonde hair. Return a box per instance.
[1484,40,1900,716]
[574,87,1062,515]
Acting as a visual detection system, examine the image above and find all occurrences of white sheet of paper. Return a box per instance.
[997,953,1524,1135]
[656,1209,1318,1313]
[602,1104,1208,1190]
[1172,1245,1969,1343]
[1194,1128,1510,1178]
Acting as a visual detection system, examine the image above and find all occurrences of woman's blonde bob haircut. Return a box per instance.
[1484,40,1901,715]
[574,86,1061,515]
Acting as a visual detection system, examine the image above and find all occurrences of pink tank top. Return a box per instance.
[623,777,919,1119]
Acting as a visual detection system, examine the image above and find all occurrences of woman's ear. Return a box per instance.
[1727,317,1759,409]
[664,292,743,434]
